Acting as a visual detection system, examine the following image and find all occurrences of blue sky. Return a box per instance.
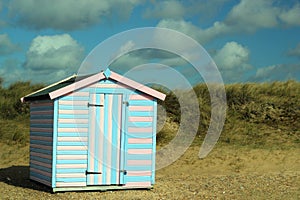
[0,0,300,87]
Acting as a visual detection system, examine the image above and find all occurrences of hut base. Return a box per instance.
[52,185,153,193]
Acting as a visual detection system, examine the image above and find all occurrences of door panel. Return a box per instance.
[87,93,123,185]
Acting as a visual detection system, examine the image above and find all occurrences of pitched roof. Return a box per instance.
[21,68,166,102]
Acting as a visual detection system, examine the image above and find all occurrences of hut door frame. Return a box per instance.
[86,93,125,185]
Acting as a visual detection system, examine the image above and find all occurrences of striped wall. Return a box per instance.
[55,91,89,187]
[51,79,157,188]
[124,92,156,187]
[30,100,54,187]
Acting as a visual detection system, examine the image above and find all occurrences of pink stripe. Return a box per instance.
[31,152,52,159]
[30,119,53,124]
[127,160,152,166]
[30,110,53,115]
[31,144,52,150]
[128,149,152,154]
[57,146,87,150]
[56,173,86,178]
[30,127,52,133]
[116,95,122,184]
[65,92,89,97]
[56,164,87,169]
[30,176,51,187]
[57,155,87,160]
[59,100,87,105]
[30,160,52,168]
[128,127,153,133]
[59,110,88,114]
[56,182,86,187]
[129,94,153,100]
[129,106,153,111]
[58,118,88,124]
[128,138,152,144]
[30,136,53,142]
[57,137,88,142]
[128,116,153,122]
[49,73,105,99]
[124,182,151,187]
[31,167,52,177]
[126,171,152,176]
[98,94,105,185]
[58,128,88,132]
[89,83,130,89]
[110,71,166,100]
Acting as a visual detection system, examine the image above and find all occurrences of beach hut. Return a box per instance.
[21,68,166,192]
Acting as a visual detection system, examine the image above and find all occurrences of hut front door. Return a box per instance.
[87,93,125,185]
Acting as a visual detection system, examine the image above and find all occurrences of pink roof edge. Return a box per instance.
[49,70,166,101]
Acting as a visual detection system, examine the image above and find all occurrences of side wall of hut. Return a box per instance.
[29,100,54,187]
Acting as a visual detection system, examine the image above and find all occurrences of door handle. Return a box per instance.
[120,169,127,175]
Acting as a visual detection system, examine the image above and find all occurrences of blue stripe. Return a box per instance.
[128,111,153,117]
[30,147,52,155]
[53,100,58,187]
[126,133,153,138]
[128,100,153,106]
[58,114,88,119]
[56,177,86,182]
[58,105,88,110]
[152,100,157,184]
[127,122,153,127]
[56,159,87,164]
[102,94,109,184]
[111,95,119,184]
[57,142,88,146]
[31,115,53,119]
[58,124,88,128]
[31,124,53,128]
[56,150,87,155]
[30,171,52,182]
[60,96,89,101]
[125,175,151,182]
[94,93,100,184]
[56,168,86,173]
[31,140,52,146]
[120,94,128,184]
[30,155,52,164]
[127,143,153,149]
[30,106,53,112]
[94,88,132,94]
[58,132,88,137]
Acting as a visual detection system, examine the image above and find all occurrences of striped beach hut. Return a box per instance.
[21,68,166,192]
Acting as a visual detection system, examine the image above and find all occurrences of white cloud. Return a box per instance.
[24,34,84,82]
[288,43,300,57]
[0,34,20,55]
[213,41,251,70]
[212,41,253,83]
[225,0,280,32]
[252,64,300,82]
[7,0,141,30]
[279,3,300,26]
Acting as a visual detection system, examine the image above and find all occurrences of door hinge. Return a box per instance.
[85,170,102,175]
[87,103,104,107]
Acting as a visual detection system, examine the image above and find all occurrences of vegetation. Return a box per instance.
[0,79,299,149]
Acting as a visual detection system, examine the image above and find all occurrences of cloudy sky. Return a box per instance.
[0,0,300,87]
